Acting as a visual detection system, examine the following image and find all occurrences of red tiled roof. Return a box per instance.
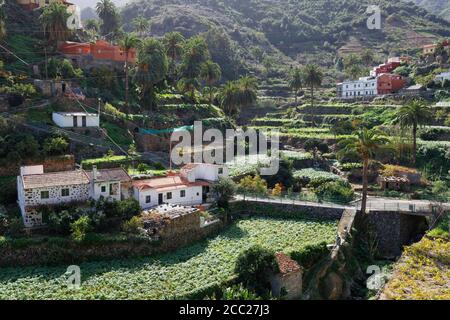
[275,252,302,275]
[133,174,211,191]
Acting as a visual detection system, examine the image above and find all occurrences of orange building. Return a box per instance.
[58,40,136,66]
[377,73,407,95]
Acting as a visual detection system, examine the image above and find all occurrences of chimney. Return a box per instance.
[92,165,98,181]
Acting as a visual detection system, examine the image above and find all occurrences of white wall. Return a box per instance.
[52,113,100,128]
[341,78,377,99]
[181,164,228,182]
[135,186,203,209]
[92,181,121,201]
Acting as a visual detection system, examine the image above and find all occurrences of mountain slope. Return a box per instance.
[121,0,450,80]
[412,0,450,21]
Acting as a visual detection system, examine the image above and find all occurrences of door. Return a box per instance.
[73,116,77,127]
[158,193,163,205]
[82,116,87,127]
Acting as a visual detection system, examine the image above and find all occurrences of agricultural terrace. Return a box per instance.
[0,216,337,299]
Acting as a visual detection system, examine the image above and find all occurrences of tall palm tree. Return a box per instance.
[119,33,141,112]
[96,0,119,39]
[134,38,168,109]
[200,60,221,103]
[303,64,323,127]
[288,67,303,104]
[339,128,390,214]
[132,16,150,37]
[202,86,218,105]
[237,76,258,107]
[163,32,185,81]
[40,3,71,43]
[394,99,432,165]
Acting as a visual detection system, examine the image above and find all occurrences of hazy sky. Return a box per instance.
[71,0,129,10]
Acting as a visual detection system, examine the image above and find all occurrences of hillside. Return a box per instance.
[412,0,450,22]
[121,0,450,80]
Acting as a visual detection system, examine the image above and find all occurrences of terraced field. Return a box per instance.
[0,216,338,300]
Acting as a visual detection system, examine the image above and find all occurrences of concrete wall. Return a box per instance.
[52,113,99,128]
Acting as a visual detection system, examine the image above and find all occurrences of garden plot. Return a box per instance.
[0,217,338,300]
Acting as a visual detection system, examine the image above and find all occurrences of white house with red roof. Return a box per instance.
[133,163,228,209]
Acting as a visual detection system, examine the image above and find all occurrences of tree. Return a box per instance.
[96,0,120,39]
[288,67,303,104]
[119,34,141,111]
[303,64,323,127]
[180,36,210,99]
[339,128,389,214]
[235,245,278,294]
[344,54,363,80]
[201,61,221,103]
[219,77,258,118]
[43,136,69,155]
[394,99,432,165]
[361,49,375,66]
[40,2,72,43]
[132,16,150,37]
[211,177,237,208]
[163,32,185,81]
[134,38,168,109]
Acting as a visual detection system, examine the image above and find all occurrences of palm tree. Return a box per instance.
[96,0,119,39]
[200,61,221,103]
[288,67,303,104]
[394,99,432,165]
[339,128,390,214]
[219,77,258,118]
[119,34,141,112]
[134,38,168,109]
[219,81,240,118]
[202,86,218,105]
[163,32,185,81]
[132,16,150,37]
[237,76,258,107]
[303,64,323,127]
[40,3,71,43]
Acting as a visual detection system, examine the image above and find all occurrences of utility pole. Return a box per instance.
[44,47,48,80]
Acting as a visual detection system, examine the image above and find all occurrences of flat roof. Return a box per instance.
[54,112,98,117]
[22,170,90,189]
[86,168,131,183]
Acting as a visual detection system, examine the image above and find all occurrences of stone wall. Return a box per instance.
[0,218,223,267]
[0,155,75,177]
[367,211,428,258]
[230,201,345,221]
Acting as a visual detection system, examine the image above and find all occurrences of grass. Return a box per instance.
[100,122,134,147]
[0,216,337,300]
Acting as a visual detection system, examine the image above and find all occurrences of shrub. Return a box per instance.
[314,180,354,204]
[45,208,81,234]
[70,216,91,242]
[217,284,263,300]
[211,177,237,208]
[237,175,268,196]
[234,245,278,294]
[304,138,329,155]
[122,216,144,234]
[290,242,329,269]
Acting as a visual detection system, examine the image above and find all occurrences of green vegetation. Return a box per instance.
[0,216,337,299]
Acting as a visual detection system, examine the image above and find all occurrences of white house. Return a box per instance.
[338,76,377,99]
[17,165,132,227]
[133,163,228,209]
[52,112,100,128]
[435,70,450,84]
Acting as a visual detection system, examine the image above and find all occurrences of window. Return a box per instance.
[61,188,70,197]
[180,190,186,198]
[145,195,151,204]
[41,191,50,199]
[167,192,172,200]
[101,185,106,193]
[218,168,223,175]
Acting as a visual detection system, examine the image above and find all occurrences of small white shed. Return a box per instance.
[52,112,99,128]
